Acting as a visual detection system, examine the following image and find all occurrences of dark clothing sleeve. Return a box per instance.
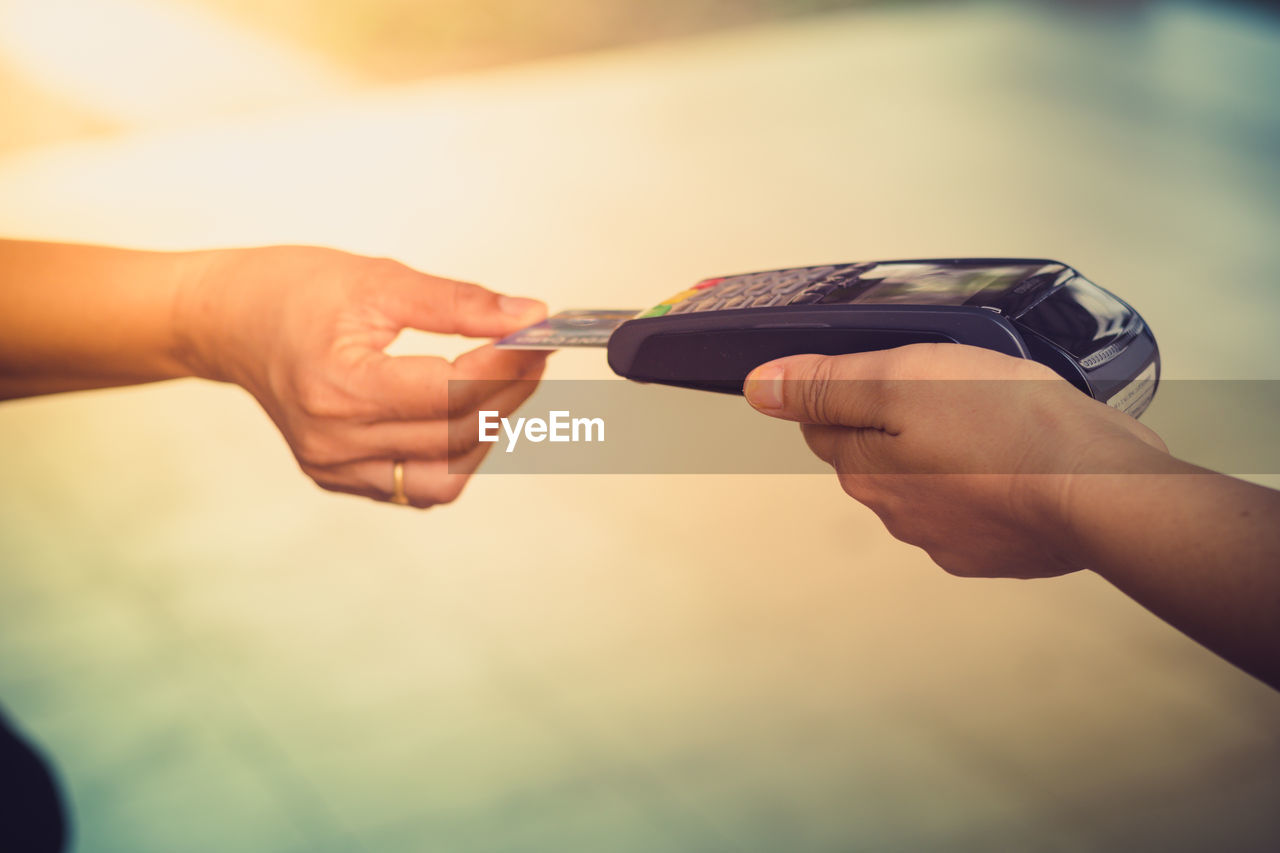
[0,707,69,853]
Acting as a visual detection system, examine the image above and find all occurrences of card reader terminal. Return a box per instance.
[605,259,1160,416]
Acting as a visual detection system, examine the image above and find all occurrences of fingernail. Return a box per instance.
[500,295,544,318]
[744,363,785,412]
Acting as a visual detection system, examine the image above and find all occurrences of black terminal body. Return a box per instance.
[606,259,1160,416]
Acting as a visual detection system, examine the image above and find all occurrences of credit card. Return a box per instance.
[496,309,640,350]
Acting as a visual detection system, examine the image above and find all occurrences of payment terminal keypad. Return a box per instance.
[638,264,865,318]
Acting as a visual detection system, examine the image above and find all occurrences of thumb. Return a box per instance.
[380,268,546,338]
[743,352,896,429]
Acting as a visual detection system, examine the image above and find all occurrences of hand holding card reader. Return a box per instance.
[605,259,1160,417]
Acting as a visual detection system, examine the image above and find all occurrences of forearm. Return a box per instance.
[1064,447,1280,689]
[0,240,211,398]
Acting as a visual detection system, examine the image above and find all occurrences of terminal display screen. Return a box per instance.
[824,262,1047,307]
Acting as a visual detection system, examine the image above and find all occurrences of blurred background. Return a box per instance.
[2,0,1279,851]
[5,0,1280,154]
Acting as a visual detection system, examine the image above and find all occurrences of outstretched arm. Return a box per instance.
[0,240,202,397]
[0,239,551,507]
[743,344,1280,689]
[1064,456,1280,690]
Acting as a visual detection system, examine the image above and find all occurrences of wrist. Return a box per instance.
[171,248,242,384]
[1053,433,1183,574]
